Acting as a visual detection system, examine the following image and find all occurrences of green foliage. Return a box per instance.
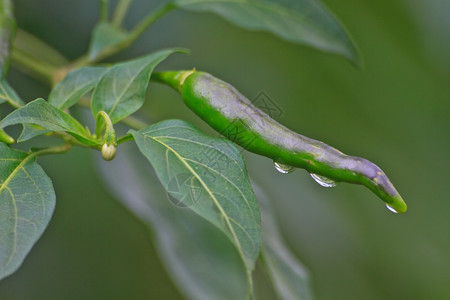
[0,79,24,107]
[49,66,107,109]
[0,0,377,298]
[0,143,55,280]
[98,141,248,300]
[17,124,49,142]
[131,120,261,284]
[0,99,99,146]
[91,48,187,124]
[256,184,314,300]
[173,0,361,66]
[88,22,128,60]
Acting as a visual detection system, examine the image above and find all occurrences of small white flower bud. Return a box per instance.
[101,143,116,161]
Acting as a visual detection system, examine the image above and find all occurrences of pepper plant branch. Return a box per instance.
[11,29,69,85]
[100,0,109,22]
[33,143,72,157]
[50,131,98,149]
[112,0,133,27]
[10,48,57,84]
[69,2,176,69]
[7,27,148,150]
[126,2,175,46]
[14,29,68,65]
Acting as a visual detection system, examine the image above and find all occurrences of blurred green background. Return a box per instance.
[1,0,449,299]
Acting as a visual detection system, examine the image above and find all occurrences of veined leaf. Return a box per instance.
[0,143,55,280]
[17,124,49,142]
[130,119,261,291]
[254,183,315,300]
[91,48,187,124]
[96,141,248,300]
[0,79,24,107]
[174,0,361,66]
[49,66,107,109]
[0,99,99,146]
[88,22,128,60]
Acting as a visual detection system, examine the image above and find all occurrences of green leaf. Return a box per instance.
[17,124,49,142]
[0,143,55,280]
[0,79,24,107]
[174,0,361,66]
[96,141,248,300]
[91,48,186,124]
[88,22,128,60]
[48,66,107,110]
[0,98,99,146]
[130,119,261,290]
[254,184,315,300]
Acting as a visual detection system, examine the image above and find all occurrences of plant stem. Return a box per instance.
[120,115,147,130]
[112,0,132,27]
[10,48,57,84]
[50,132,96,149]
[14,29,68,66]
[8,26,148,150]
[11,29,68,85]
[100,0,109,22]
[33,143,72,158]
[126,2,175,45]
[70,2,176,69]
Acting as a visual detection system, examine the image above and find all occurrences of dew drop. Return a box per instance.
[274,162,295,174]
[310,173,337,188]
[385,204,399,214]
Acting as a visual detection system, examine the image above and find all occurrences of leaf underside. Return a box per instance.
[0,98,98,146]
[48,66,108,110]
[0,80,25,107]
[88,22,128,60]
[96,141,248,300]
[130,119,261,278]
[254,183,315,300]
[175,0,361,65]
[0,143,55,280]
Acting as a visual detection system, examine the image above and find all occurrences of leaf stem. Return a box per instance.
[112,0,132,27]
[117,133,133,144]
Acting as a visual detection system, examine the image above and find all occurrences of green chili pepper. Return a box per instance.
[152,70,407,213]
[0,0,16,79]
